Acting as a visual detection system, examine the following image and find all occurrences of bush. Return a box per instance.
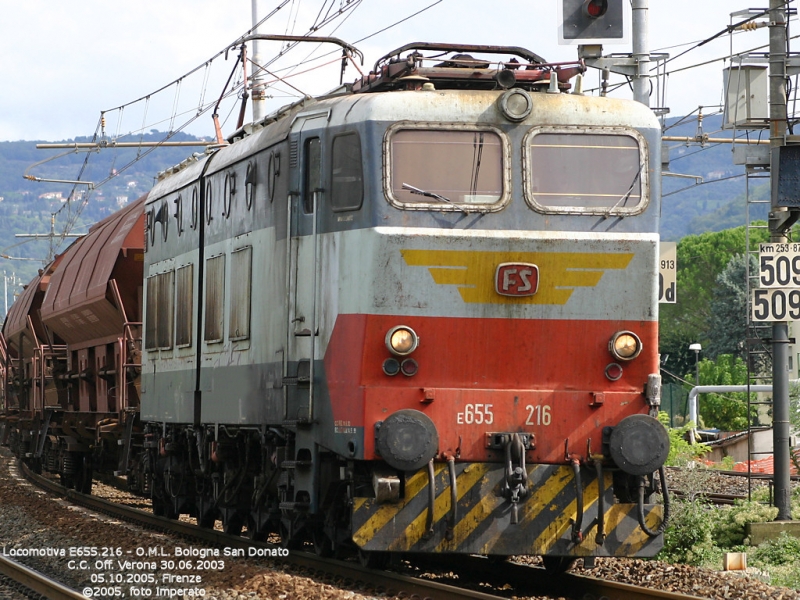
[711,501,778,547]
[661,498,716,565]
[751,532,800,566]
[657,412,710,466]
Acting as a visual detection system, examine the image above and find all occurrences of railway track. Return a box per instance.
[17,462,713,600]
[670,490,746,505]
[0,553,85,599]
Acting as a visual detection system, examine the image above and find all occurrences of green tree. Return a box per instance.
[687,354,753,431]
[707,253,756,359]
[660,226,769,378]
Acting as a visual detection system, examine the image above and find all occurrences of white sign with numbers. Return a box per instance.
[659,242,676,304]
[752,243,800,321]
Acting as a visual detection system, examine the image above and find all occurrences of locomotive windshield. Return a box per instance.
[388,127,506,209]
[523,128,648,216]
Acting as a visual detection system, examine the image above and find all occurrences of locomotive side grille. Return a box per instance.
[289,140,299,168]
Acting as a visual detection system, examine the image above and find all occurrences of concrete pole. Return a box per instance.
[251,0,268,122]
[769,0,792,521]
[631,0,650,106]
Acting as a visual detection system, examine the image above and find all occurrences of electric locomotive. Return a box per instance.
[4,40,670,567]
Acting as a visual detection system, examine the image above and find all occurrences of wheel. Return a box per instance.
[357,549,389,569]
[197,510,216,529]
[152,496,166,517]
[244,516,267,542]
[152,492,178,519]
[311,528,334,558]
[222,512,244,536]
[541,556,576,575]
[76,458,93,494]
[279,521,303,550]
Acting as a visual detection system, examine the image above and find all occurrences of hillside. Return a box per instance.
[0,115,765,311]
[660,113,768,240]
[0,131,211,300]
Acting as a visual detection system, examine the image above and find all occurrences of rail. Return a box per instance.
[19,460,709,600]
[0,553,85,600]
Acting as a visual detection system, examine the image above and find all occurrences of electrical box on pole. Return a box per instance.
[722,65,769,130]
[559,0,627,45]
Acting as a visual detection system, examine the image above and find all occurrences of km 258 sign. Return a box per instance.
[752,243,800,321]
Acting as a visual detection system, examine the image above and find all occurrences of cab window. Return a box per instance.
[303,137,321,214]
[388,126,507,210]
[330,133,363,211]
[524,128,648,216]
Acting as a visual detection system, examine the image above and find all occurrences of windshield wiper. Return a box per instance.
[402,183,468,214]
[603,164,643,219]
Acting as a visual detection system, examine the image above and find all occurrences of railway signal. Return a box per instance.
[559,0,625,44]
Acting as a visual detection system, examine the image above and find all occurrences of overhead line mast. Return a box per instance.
[768,0,793,522]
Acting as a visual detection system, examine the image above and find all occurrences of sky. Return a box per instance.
[0,1,787,143]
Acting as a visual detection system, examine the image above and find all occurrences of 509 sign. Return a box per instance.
[752,288,800,321]
[759,252,800,287]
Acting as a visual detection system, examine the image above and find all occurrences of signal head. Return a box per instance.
[582,0,608,18]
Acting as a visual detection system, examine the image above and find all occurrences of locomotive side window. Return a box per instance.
[229,247,252,341]
[523,128,648,216]
[245,162,256,210]
[157,271,174,349]
[204,255,225,343]
[145,275,158,350]
[190,187,199,230]
[174,194,184,236]
[145,271,174,351]
[223,172,235,218]
[175,265,193,347]
[330,133,363,211]
[303,137,321,214]
[205,180,214,224]
[388,127,505,208]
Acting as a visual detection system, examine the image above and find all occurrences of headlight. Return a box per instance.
[609,331,642,361]
[385,326,419,356]
[498,89,532,122]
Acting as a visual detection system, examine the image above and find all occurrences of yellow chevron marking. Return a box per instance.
[477,466,574,552]
[534,478,600,554]
[388,463,490,551]
[352,466,442,546]
[435,473,505,552]
[618,506,664,555]
[401,250,633,305]
[518,467,575,526]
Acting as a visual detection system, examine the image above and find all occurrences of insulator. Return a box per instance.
[736,21,762,31]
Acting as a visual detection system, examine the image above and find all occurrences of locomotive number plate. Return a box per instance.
[495,263,539,297]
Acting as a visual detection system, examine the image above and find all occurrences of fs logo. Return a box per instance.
[495,263,539,297]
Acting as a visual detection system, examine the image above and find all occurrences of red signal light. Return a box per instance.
[582,0,608,18]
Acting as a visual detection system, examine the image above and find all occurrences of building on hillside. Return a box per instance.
[38,191,63,201]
